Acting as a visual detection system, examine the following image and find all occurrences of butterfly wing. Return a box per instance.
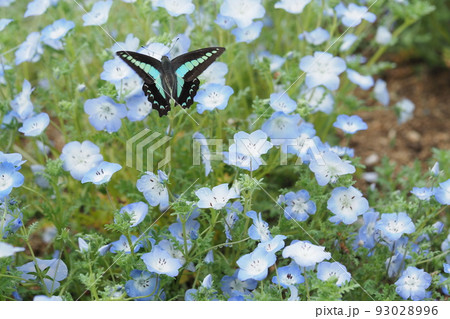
[116,51,171,117]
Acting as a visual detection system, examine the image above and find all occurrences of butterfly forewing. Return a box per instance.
[172,47,225,82]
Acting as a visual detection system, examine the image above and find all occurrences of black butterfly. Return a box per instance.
[116,47,225,117]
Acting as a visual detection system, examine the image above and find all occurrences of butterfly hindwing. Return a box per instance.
[172,47,225,83]
[177,78,200,109]
[142,82,171,117]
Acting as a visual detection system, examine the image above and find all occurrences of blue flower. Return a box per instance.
[0,203,23,238]
[0,0,14,7]
[15,32,43,65]
[198,61,228,85]
[221,270,257,297]
[125,92,153,121]
[17,258,68,293]
[125,270,161,301]
[117,201,148,227]
[374,79,389,106]
[185,274,218,301]
[298,27,330,45]
[279,190,316,222]
[257,51,286,72]
[215,14,236,30]
[317,262,351,286]
[115,73,142,99]
[60,140,103,181]
[0,19,13,32]
[327,186,369,225]
[100,58,132,84]
[141,246,183,277]
[170,34,191,58]
[18,112,49,136]
[333,114,368,134]
[375,26,392,45]
[410,187,434,201]
[136,170,169,211]
[274,0,311,14]
[375,212,416,242]
[282,240,331,268]
[82,0,113,26]
[339,33,357,52]
[110,234,142,254]
[168,207,200,244]
[270,93,297,114]
[299,52,346,90]
[224,149,261,171]
[231,21,263,43]
[308,150,356,186]
[434,179,450,205]
[395,267,431,300]
[346,69,374,90]
[194,83,234,114]
[300,86,334,114]
[396,98,415,123]
[0,162,24,198]
[111,33,140,53]
[334,3,376,27]
[196,183,239,210]
[81,161,121,185]
[10,79,34,121]
[237,247,276,281]
[272,262,304,288]
[224,201,242,242]
[353,210,379,252]
[220,0,265,28]
[257,234,286,253]
[246,210,272,242]
[261,112,301,143]
[155,0,195,17]
[0,152,26,168]
[280,122,316,160]
[193,132,212,176]
[24,0,57,18]
[84,96,126,133]
[33,295,63,301]
[0,242,25,258]
[204,250,214,263]
[41,19,75,50]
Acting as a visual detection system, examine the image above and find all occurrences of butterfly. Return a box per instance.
[116,47,225,117]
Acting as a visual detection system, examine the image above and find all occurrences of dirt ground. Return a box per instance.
[350,64,450,177]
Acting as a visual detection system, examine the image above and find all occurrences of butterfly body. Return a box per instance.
[117,47,225,117]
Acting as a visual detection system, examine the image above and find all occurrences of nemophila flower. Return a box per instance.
[220,0,265,29]
[298,27,330,45]
[224,148,261,171]
[18,112,49,136]
[141,246,183,277]
[136,170,169,211]
[98,243,112,256]
[262,112,301,143]
[1,204,23,238]
[346,69,374,90]
[81,161,121,185]
[0,152,26,169]
[194,83,234,114]
[257,235,286,253]
[232,21,263,43]
[204,250,214,263]
[84,96,126,133]
[410,187,434,201]
[279,190,316,222]
[185,274,216,301]
[221,270,257,297]
[333,114,367,134]
[353,210,379,251]
[385,252,408,278]
[199,61,228,85]
[78,238,89,252]
[155,0,195,17]
[281,122,316,160]
[157,239,186,266]
[215,14,235,30]
[395,266,432,300]
[375,26,392,45]
[24,0,58,17]
[138,42,170,60]
[274,0,311,14]
[60,140,103,181]
[125,92,152,121]
[168,208,200,244]
[110,234,142,254]
[125,270,160,301]
[233,130,272,159]
[339,33,357,52]
[0,162,24,198]
[41,19,75,50]
[17,258,68,293]
[257,51,286,72]
[33,295,63,301]
[334,3,376,27]
[434,179,450,205]
[300,86,334,114]
[0,19,12,32]
[317,262,351,286]
[237,247,276,281]
[309,150,356,186]
[193,132,212,176]
[374,79,389,106]
[430,161,440,176]
[224,201,242,242]
[0,242,25,258]
[115,73,142,99]
[170,33,191,57]
[0,63,12,85]
[272,262,304,288]
[117,201,148,227]
[327,186,369,225]
[299,52,346,90]
[82,0,112,26]
[247,211,272,242]
[10,79,34,121]
[283,240,331,268]
[396,98,415,124]
[0,0,14,7]
[375,212,415,242]
[328,144,354,158]
[270,92,296,114]
[287,285,299,301]
[111,33,139,53]
[196,183,239,210]
[100,58,132,84]
[15,31,43,65]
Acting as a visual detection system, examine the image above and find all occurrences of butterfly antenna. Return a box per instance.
[168,37,180,56]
